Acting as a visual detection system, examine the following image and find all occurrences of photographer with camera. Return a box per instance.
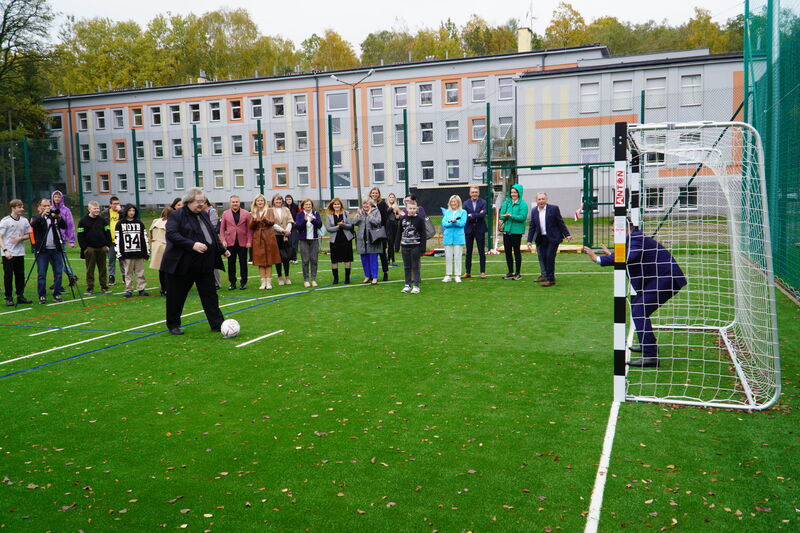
[31,197,67,304]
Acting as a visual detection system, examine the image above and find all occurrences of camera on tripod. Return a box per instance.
[47,208,61,218]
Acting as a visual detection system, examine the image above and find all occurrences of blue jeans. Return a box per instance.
[37,248,64,297]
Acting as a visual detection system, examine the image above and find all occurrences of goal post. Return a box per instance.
[619,121,781,411]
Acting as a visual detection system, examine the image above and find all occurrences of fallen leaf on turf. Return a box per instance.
[356,509,366,514]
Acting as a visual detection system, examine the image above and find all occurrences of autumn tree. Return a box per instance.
[311,29,359,71]
[544,2,587,48]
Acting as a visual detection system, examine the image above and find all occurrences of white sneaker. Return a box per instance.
[411,286,420,294]
[304,281,311,288]
[401,285,411,293]
[442,275,451,283]
[285,278,292,285]
[278,278,285,286]
[454,276,461,283]
[311,280,318,287]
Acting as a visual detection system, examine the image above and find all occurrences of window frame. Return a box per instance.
[579,82,600,114]
[420,160,434,182]
[471,79,486,103]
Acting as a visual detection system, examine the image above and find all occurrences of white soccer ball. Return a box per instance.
[220,319,240,338]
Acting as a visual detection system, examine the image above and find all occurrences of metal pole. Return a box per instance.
[351,86,362,205]
[612,121,628,403]
[640,89,645,124]
[192,124,200,187]
[8,141,16,202]
[22,137,32,210]
[582,166,592,248]
[403,109,409,198]
[328,114,334,200]
[485,102,492,250]
[256,119,265,195]
[131,129,140,211]
[75,132,85,210]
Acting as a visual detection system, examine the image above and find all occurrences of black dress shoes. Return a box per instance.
[629,346,643,353]
[627,357,659,368]
[168,327,184,335]
[17,296,33,304]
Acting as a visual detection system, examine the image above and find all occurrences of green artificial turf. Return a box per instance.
[0,247,797,532]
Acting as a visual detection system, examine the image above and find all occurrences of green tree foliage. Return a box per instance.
[311,29,359,71]
[544,2,587,48]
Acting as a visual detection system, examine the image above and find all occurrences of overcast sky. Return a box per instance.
[49,0,745,48]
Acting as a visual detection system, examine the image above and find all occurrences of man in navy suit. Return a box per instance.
[526,192,571,286]
[463,187,487,278]
[584,226,688,367]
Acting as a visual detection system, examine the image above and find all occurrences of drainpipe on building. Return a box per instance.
[67,97,75,195]
[315,74,323,206]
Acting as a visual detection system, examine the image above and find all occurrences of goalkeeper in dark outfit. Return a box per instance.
[584,224,687,368]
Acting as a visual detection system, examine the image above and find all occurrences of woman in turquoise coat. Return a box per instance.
[441,194,467,283]
[498,183,528,280]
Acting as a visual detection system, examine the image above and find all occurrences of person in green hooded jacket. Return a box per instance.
[498,183,528,280]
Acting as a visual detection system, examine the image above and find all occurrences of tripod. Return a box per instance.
[19,212,85,307]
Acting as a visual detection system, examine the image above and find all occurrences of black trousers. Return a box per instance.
[165,271,224,330]
[2,255,25,299]
[503,234,522,275]
[536,238,560,282]
[465,230,486,274]
[226,244,249,285]
[379,240,389,273]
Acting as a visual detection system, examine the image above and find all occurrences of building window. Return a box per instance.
[333,171,350,187]
[645,77,666,109]
[251,98,262,119]
[678,132,702,164]
[135,141,144,160]
[394,86,407,108]
[189,103,201,123]
[394,124,404,145]
[169,105,181,124]
[83,175,92,193]
[95,111,106,130]
[80,144,90,162]
[498,116,513,138]
[580,82,600,113]
[446,120,459,142]
[296,131,308,151]
[209,102,221,121]
[445,81,459,104]
[347,199,360,209]
[172,138,183,157]
[644,133,666,165]
[369,88,383,110]
[97,143,108,161]
[332,150,342,167]
[150,106,162,126]
[680,74,702,106]
[294,94,307,116]
[396,162,406,182]
[232,135,243,154]
[194,137,202,156]
[214,169,224,189]
[421,161,434,181]
[211,136,223,156]
[131,108,143,127]
[252,133,263,154]
[471,118,486,142]
[612,80,633,111]
[99,173,110,193]
[274,166,288,187]
[419,83,433,106]
[679,186,698,210]
[114,141,126,160]
[274,132,285,152]
[645,187,664,210]
[580,138,600,164]
[446,159,460,181]
[155,172,166,191]
[233,168,245,188]
[137,173,146,191]
[471,79,486,102]
[113,109,124,128]
[473,162,485,181]
[420,122,433,144]
[118,173,128,192]
[498,77,513,100]
[371,125,384,146]
[153,139,164,158]
[273,96,285,117]
[372,162,385,183]
[196,170,204,188]
[297,166,310,186]
[76,112,88,131]
[49,115,63,130]
[230,99,242,120]
[331,117,341,135]
[174,171,184,190]
[326,93,348,112]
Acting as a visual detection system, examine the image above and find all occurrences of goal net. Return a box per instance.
[624,121,780,410]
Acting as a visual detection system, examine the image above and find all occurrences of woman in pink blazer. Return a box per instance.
[219,196,253,290]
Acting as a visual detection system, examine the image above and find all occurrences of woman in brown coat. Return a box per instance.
[249,194,281,289]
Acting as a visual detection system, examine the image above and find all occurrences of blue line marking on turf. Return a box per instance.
[0,284,330,379]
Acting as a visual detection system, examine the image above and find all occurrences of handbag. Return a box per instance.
[498,218,505,232]
[371,226,387,241]
[424,217,436,240]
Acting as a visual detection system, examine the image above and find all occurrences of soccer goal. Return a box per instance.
[620,121,780,410]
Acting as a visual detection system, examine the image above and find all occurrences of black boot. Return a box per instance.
[344,268,351,284]
[383,271,389,282]
[332,268,340,284]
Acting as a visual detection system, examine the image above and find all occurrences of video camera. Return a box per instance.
[48,207,61,217]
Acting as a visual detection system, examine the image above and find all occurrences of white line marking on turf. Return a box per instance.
[0,307,32,316]
[28,321,91,337]
[47,297,95,306]
[584,400,621,533]
[235,329,284,348]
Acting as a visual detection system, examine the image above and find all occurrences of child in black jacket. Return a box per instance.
[116,204,149,297]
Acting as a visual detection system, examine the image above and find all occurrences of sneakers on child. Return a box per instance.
[123,291,132,298]
[503,273,514,279]
[138,290,149,297]
[454,276,461,283]
[410,286,420,294]
[442,275,452,283]
[401,285,411,293]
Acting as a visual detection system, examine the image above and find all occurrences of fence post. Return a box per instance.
[328,114,334,200]
[582,166,591,248]
[640,90,645,124]
[256,119,265,195]
[192,124,200,188]
[485,102,492,250]
[403,109,409,198]
[74,132,85,210]
[22,137,32,210]
[131,129,140,211]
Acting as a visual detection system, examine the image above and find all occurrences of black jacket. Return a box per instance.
[30,213,67,253]
[161,207,225,275]
[116,205,149,260]
[77,215,112,250]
